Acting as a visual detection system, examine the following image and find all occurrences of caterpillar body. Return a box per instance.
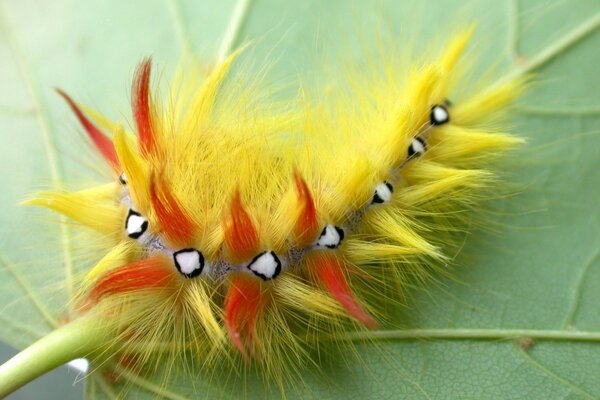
[15,28,524,395]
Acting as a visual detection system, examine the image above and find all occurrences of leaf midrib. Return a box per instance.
[339,328,600,342]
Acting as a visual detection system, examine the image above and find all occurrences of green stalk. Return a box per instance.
[0,316,110,398]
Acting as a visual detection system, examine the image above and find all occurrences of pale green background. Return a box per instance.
[0,0,599,399]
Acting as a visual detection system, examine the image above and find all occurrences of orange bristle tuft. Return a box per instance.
[293,171,320,247]
[88,256,175,303]
[132,58,156,156]
[224,273,267,360]
[55,89,120,170]
[224,190,260,263]
[149,174,196,246]
[307,252,378,329]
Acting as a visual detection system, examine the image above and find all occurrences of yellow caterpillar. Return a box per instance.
[1,28,525,396]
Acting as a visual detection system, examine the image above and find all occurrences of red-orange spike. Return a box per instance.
[224,274,266,361]
[132,58,155,156]
[224,190,260,262]
[149,173,196,246]
[293,170,320,246]
[308,252,378,329]
[55,89,120,170]
[88,256,174,303]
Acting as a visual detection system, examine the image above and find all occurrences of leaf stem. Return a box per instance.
[340,328,600,342]
[0,317,109,398]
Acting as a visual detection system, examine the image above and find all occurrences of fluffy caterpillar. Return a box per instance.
[1,29,525,397]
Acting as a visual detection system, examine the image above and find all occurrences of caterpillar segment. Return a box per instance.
[24,30,525,381]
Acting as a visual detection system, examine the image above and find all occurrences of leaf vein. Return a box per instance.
[0,314,42,342]
[515,346,596,400]
[509,12,600,77]
[340,328,600,342]
[216,0,253,63]
[0,2,75,312]
[166,0,193,54]
[563,249,600,328]
[0,253,59,328]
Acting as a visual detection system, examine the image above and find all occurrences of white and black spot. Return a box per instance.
[407,137,426,158]
[173,248,204,278]
[125,209,148,239]
[372,181,393,204]
[247,251,282,281]
[430,104,450,125]
[119,172,127,185]
[316,224,345,249]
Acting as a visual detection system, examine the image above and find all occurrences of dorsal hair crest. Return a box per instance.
[132,57,158,157]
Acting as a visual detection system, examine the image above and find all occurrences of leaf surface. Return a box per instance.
[0,0,599,398]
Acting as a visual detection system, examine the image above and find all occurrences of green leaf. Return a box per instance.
[1,0,599,398]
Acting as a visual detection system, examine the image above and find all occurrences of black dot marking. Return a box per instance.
[407,137,427,158]
[173,248,204,279]
[119,172,127,185]
[125,209,148,239]
[247,251,282,281]
[385,181,393,193]
[430,104,450,125]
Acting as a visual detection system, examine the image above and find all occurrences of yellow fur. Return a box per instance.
[25,29,525,392]
[23,184,121,235]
